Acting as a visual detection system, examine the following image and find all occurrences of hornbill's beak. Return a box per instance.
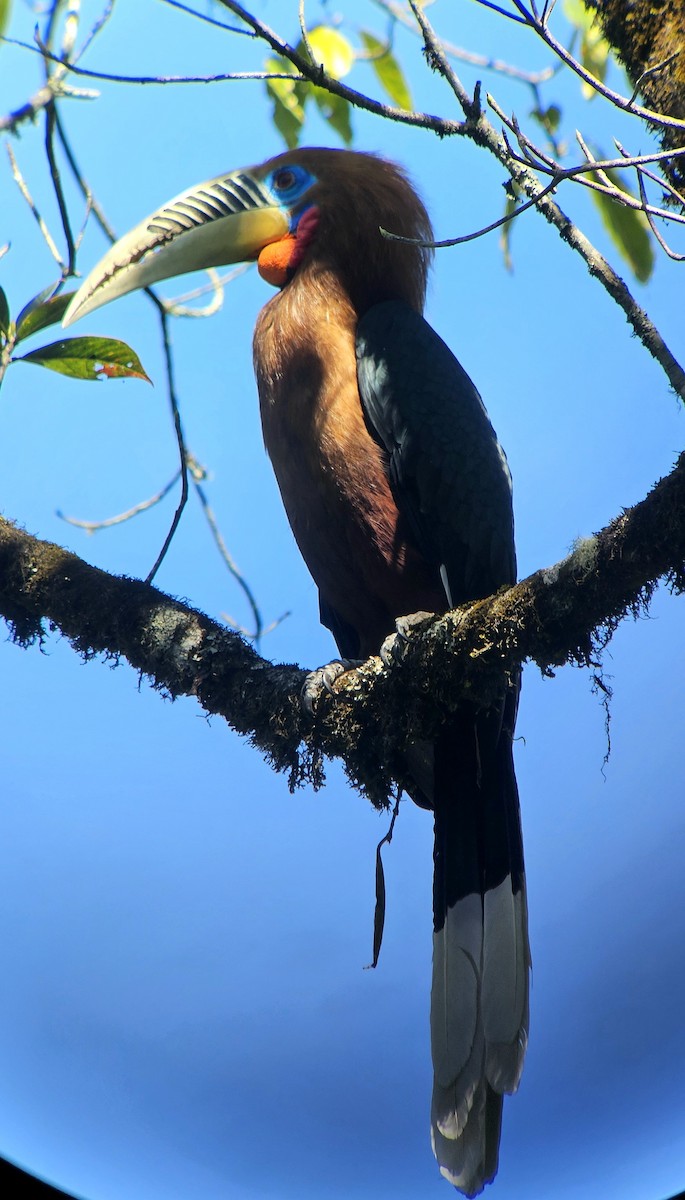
[63,169,290,326]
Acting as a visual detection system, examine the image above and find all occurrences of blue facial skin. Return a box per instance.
[265,165,317,232]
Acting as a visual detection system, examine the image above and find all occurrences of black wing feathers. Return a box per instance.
[356,300,516,604]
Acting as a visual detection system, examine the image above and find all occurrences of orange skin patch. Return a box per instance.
[257,205,321,289]
[257,236,298,288]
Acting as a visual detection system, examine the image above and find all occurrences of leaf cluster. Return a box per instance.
[0,285,149,385]
[265,22,411,148]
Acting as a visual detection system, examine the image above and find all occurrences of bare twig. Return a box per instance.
[145,306,190,584]
[159,0,257,36]
[407,1,685,402]
[297,0,315,66]
[4,39,307,84]
[161,264,253,318]
[371,0,556,84]
[53,111,266,608]
[212,0,469,137]
[615,138,685,211]
[477,0,685,132]
[0,80,77,135]
[627,50,680,108]
[490,101,685,222]
[471,0,529,25]
[634,165,685,262]
[191,471,268,642]
[382,173,563,248]
[74,0,115,63]
[57,471,183,532]
[53,107,116,239]
[6,144,65,270]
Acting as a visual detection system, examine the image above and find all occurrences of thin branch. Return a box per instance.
[382,173,563,248]
[160,264,250,317]
[297,0,314,66]
[159,0,257,36]
[53,107,116,239]
[57,471,183,532]
[74,0,115,63]
[145,306,189,584]
[615,138,685,211]
[407,2,685,403]
[480,0,685,132]
[190,471,267,643]
[472,0,529,24]
[6,144,64,270]
[0,80,64,135]
[627,50,681,107]
[211,0,469,137]
[44,103,76,275]
[491,106,685,222]
[370,0,555,84]
[5,39,306,83]
[632,160,685,263]
[54,112,263,609]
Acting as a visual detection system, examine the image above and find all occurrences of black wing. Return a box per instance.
[356,300,515,605]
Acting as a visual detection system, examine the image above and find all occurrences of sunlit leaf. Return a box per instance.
[15,291,77,342]
[15,281,61,330]
[16,336,152,382]
[590,169,654,283]
[360,31,412,110]
[499,193,518,274]
[312,87,353,145]
[0,286,10,338]
[563,0,611,99]
[265,55,306,149]
[305,26,354,79]
[0,0,11,41]
[531,103,562,137]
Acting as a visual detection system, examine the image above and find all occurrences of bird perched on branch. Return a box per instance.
[65,147,530,1196]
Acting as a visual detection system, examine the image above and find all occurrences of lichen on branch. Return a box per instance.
[1,449,684,808]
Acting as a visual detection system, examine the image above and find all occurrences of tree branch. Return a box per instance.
[582,0,685,205]
[2,450,684,807]
[407,1,685,403]
[212,0,468,136]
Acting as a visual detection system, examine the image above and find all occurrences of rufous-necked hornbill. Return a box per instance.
[64,148,530,1197]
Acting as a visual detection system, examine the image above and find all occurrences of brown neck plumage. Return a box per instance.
[259,148,434,318]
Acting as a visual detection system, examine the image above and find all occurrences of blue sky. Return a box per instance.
[1,2,684,1199]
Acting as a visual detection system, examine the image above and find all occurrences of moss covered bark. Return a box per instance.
[585,0,685,204]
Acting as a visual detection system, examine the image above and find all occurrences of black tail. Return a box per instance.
[428,686,529,1196]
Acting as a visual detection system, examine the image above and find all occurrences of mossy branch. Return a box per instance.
[1,450,684,807]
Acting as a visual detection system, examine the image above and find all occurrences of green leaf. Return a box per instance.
[15,291,77,343]
[563,0,611,99]
[0,286,10,338]
[265,55,306,149]
[305,26,354,79]
[0,0,11,41]
[499,193,518,274]
[16,336,152,382]
[590,169,654,283]
[312,87,353,145]
[15,281,61,330]
[360,31,412,110]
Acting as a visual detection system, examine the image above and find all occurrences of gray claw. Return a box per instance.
[380,611,435,668]
[301,659,361,715]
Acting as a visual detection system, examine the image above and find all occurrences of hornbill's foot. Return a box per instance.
[301,659,362,716]
[380,611,435,668]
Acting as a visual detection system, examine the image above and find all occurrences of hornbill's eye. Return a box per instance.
[273,168,297,192]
